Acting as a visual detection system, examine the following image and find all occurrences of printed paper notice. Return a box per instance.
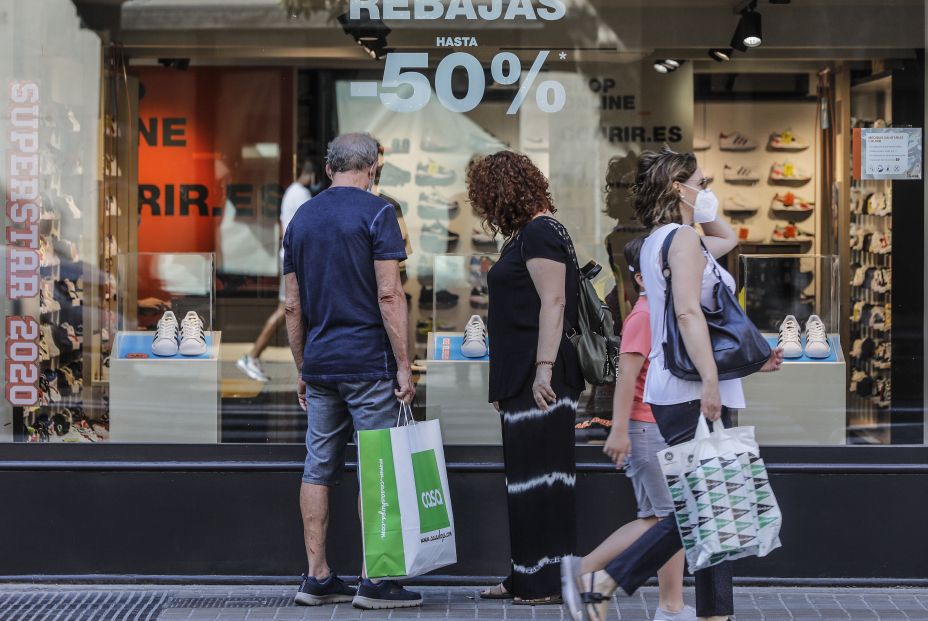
[857,127,923,180]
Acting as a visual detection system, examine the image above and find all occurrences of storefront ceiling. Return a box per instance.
[108,0,924,63]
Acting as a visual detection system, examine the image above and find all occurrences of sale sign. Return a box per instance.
[136,67,293,276]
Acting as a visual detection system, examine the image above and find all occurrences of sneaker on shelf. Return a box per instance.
[771,224,813,243]
[415,161,456,186]
[435,289,460,310]
[872,268,891,293]
[379,162,411,187]
[152,310,179,356]
[868,232,891,254]
[771,192,814,213]
[732,224,762,243]
[417,192,460,219]
[421,133,457,152]
[722,164,760,183]
[179,311,207,356]
[722,194,760,215]
[471,227,499,249]
[389,137,411,154]
[777,315,802,358]
[352,579,422,610]
[867,191,891,216]
[804,315,831,358]
[850,265,871,287]
[294,574,356,606]
[768,130,809,151]
[769,162,812,184]
[718,131,757,151]
[693,137,711,151]
[421,221,460,245]
[461,315,489,358]
[237,355,269,382]
[868,306,887,331]
[469,286,489,309]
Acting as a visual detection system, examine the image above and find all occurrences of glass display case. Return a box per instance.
[109,253,219,443]
[738,254,846,445]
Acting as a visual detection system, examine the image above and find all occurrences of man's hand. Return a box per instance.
[760,346,784,372]
[394,366,415,405]
[700,380,722,421]
[297,378,307,411]
[603,428,631,469]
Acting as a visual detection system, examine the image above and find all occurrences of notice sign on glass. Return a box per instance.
[853,127,922,180]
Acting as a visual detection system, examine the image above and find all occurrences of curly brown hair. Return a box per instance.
[466,151,555,238]
[632,146,697,228]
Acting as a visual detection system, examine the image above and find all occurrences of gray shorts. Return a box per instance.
[303,379,397,486]
[625,420,674,518]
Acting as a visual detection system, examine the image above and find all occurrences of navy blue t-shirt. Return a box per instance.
[283,186,407,382]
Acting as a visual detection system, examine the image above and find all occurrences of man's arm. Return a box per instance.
[374,259,414,403]
[283,272,305,371]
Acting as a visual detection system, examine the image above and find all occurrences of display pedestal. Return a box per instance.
[110,330,221,443]
[740,333,846,445]
[425,332,500,445]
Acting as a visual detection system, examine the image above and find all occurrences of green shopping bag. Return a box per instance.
[357,404,457,578]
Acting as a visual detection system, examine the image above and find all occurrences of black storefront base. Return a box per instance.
[2,444,927,585]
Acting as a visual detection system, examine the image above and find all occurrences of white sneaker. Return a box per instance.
[722,194,760,215]
[778,315,802,358]
[654,604,697,621]
[768,130,809,151]
[769,162,812,183]
[460,315,488,358]
[237,355,269,382]
[693,137,711,151]
[723,164,759,183]
[804,315,831,358]
[719,131,756,151]
[152,311,179,356]
[179,311,207,356]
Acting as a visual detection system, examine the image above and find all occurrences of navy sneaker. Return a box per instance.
[293,573,356,606]
[352,578,422,610]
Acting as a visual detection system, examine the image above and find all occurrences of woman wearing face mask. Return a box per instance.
[562,147,782,621]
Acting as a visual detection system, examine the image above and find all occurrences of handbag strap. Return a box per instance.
[659,225,724,285]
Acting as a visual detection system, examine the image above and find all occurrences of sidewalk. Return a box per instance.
[2,584,928,621]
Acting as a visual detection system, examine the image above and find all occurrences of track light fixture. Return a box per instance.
[740,9,763,47]
[708,48,732,62]
[653,59,684,74]
[337,11,392,60]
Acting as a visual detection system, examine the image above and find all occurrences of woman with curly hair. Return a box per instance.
[467,151,585,605]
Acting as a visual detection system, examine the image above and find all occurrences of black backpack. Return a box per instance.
[568,261,619,386]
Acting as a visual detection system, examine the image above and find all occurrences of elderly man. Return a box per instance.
[283,133,419,610]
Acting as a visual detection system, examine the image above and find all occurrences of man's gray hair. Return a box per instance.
[325,133,379,173]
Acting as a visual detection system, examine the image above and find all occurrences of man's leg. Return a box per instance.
[249,303,286,359]
[301,482,331,578]
[301,381,352,578]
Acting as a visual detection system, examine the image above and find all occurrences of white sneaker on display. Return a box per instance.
[804,315,831,358]
[778,315,802,358]
[719,131,757,151]
[723,164,760,183]
[152,311,179,356]
[461,315,488,358]
[179,311,207,356]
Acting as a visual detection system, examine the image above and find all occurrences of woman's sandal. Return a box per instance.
[512,594,563,606]
[479,583,512,599]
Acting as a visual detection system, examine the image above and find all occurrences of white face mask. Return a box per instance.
[681,183,718,224]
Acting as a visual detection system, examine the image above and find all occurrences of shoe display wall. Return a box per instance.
[694,100,820,255]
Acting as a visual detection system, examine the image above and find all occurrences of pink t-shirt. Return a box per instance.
[620,296,655,423]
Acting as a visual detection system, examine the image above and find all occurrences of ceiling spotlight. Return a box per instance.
[708,48,732,62]
[653,59,684,74]
[740,9,762,47]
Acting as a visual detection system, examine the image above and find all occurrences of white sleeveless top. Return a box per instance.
[640,223,746,408]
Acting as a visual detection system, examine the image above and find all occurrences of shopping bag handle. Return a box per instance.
[396,402,415,427]
[696,414,726,439]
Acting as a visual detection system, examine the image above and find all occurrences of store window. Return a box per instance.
[1,0,925,446]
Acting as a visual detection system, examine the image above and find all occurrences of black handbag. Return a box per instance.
[660,227,771,381]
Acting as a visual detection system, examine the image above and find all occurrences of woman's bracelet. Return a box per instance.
[535,360,555,367]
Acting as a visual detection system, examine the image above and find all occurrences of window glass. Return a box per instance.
[1,0,925,446]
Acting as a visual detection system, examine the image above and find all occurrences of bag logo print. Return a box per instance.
[411,449,451,534]
[664,451,675,462]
